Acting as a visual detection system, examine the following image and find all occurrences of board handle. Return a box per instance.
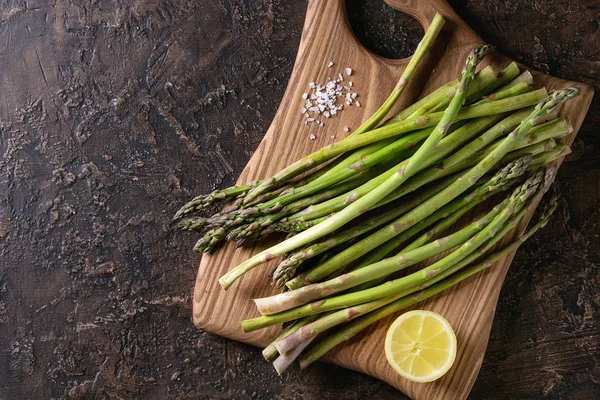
[384,0,481,43]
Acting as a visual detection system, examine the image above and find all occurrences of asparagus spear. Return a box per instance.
[265,157,530,309]
[298,193,558,369]
[285,108,533,225]
[261,315,318,361]
[268,172,543,354]
[208,162,385,230]
[174,148,339,220]
[225,87,571,288]
[285,90,576,290]
[244,171,541,331]
[233,75,532,232]
[259,196,504,317]
[359,117,569,216]
[195,168,385,252]
[529,144,571,169]
[173,183,258,220]
[350,158,531,292]
[254,71,534,244]
[176,217,209,232]
[267,164,546,372]
[182,79,546,234]
[296,63,521,192]
[242,14,447,205]
[237,87,546,213]
[225,96,523,237]
[284,136,559,287]
[272,336,317,375]
[388,62,520,123]
[271,177,456,286]
[193,226,227,253]
[219,45,492,290]
[225,136,424,237]
[301,66,505,206]
[274,156,528,288]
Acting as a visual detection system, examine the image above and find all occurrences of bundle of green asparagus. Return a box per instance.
[174,13,578,374]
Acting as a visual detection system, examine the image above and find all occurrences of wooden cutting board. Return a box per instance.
[192,0,594,398]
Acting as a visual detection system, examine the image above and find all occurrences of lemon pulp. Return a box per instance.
[385,310,457,383]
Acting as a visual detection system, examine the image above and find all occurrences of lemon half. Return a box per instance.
[385,310,457,383]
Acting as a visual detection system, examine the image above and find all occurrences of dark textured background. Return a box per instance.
[0,1,598,399]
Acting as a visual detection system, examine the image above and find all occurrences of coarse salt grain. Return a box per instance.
[299,62,359,128]
[343,126,350,132]
[355,101,361,107]
[309,133,316,140]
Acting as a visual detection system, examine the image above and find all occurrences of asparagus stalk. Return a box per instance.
[257,192,506,316]
[173,183,258,220]
[193,226,227,253]
[286,108,532,225]
[242,14,447,205]
[285,88,578,289]
[209,163,385,230]
[388,62,520,123]
[228,101,522,236]
[226,135,425,235]
[268,173,543,353]
[260,66,521,251]
[245,172,540,331]
[240,76,532,228]
[271,168,556,368]
[176,217,209,232]
[364,116,569,214]
[465,62,522,103]
[237,87,546,214]
[270,175,458,286]
[273,155,528,290]
[298,193,558,369]
[310,63,519,189]
[290,80,540,225]
[196,170,385,252]
[220,45,492,290]
[184,83,547,234]
[284,140,560,288]
[272,337,317,375]
[341,156,531,291]
[347,13,446,138]
[529,144,571,169]
[175,149,338,220]
[262,315,318,361]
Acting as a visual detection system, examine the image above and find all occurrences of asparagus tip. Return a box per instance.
[539,194,560,228]
[471,44,495,65]
[536,87,581,114]
[543,164,559,193]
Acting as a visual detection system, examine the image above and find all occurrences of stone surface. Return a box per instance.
[0,1,598,399]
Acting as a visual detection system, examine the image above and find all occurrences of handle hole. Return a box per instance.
[346,0,424,60]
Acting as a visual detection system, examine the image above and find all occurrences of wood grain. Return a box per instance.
[193,0,594,398]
